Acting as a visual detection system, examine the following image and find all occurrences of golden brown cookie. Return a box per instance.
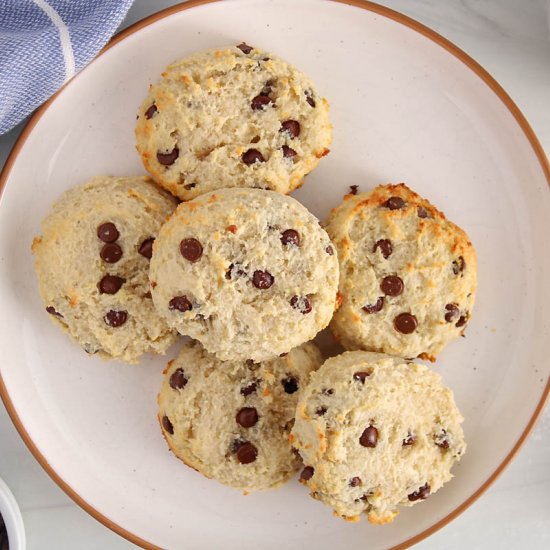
[135,44,332,199]
[158,340,323,491]
[291,351,466,523]
[326,183,477,361]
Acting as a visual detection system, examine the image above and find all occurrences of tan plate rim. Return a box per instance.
[0,1,549,548]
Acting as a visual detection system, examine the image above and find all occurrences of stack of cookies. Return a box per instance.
[32,43,477,524]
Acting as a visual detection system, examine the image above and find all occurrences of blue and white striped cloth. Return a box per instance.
[0,0,134,135]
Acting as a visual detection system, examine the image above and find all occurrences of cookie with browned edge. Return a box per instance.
[291,351,466,523]
[135,44,332,200]
[158,340,323,491]
[149,188,339,362]
[33,176,178,363]
[326,183,477,361]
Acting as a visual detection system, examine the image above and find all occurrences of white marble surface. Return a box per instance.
[0,0,549,548]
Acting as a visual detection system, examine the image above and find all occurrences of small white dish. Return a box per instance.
[0,1,549,549]
[0,477,25,550]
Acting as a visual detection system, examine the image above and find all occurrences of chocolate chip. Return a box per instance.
[162,415,174,434]
[325,245,334,255]
[408,482,430,501]
[280,120,300,138]
[100,243,123,263]
[359,425,378,448]
[381,275,404,297]
[97,222,119,243]
[444,303,460,323]
[104,310,128,327]
[300,466,314,481]
[384,196,405,210]
[250,135,261,144]
[349,477,362,487]
[180,238,203,262]
[46,306,63,318]
[353,371,370,383]
[237,42,253,54]
[236,407,259,428]
[246,359,260,370]
[456,314,468,328]
[373,239,392,259]
[394,312,417,334]
[98,275,125,294]
[241,381,258,396]
[452,256,465,275]
[281,229,300,246]
[282,377,299,394]
[402,432,416,446]
[305,90,316,107]
[322,388,334,396]
[235,441,258,464]
[282,145,297,159]
[435,430,450,450]
[349,185,359,195]
[138,237,155,259]
[242,148,265,165]
[169,368,188,390]
[143,291,152,299]
[168,296,192,312]
[315,406,327,416]
[157,146,179,166]
[145,104,158,119]
[290,295,312,315]
[417,206,429,218]
[252,270,274,289]
[261,79,274,95]
[363,297,384,314]
[251,94,271,111]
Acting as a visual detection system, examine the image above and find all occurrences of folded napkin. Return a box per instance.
[0,0,134,135]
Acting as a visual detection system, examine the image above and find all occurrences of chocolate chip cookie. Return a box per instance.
[326,183,477,360]
[135,44,332,200]
[33,176,178,363]
[158,339,323,491]
[149,188,339,361]
[291,351,466,523]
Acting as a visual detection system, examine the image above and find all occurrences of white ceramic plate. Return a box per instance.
[1,1,549,548]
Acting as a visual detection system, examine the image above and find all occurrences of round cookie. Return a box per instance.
[326,183,477,361]
[290,351,466,523]
[158,340,323,491]
[135,43,332,200]
[149,187,339,362]
[33,175,178,363]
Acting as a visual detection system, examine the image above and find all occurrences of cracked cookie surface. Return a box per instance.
[326,183,477,361]
[291,351,466,523]
[135,44,332,200]
[158,340,323,491]
[149,188,339,362]
[33,175,178,363]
